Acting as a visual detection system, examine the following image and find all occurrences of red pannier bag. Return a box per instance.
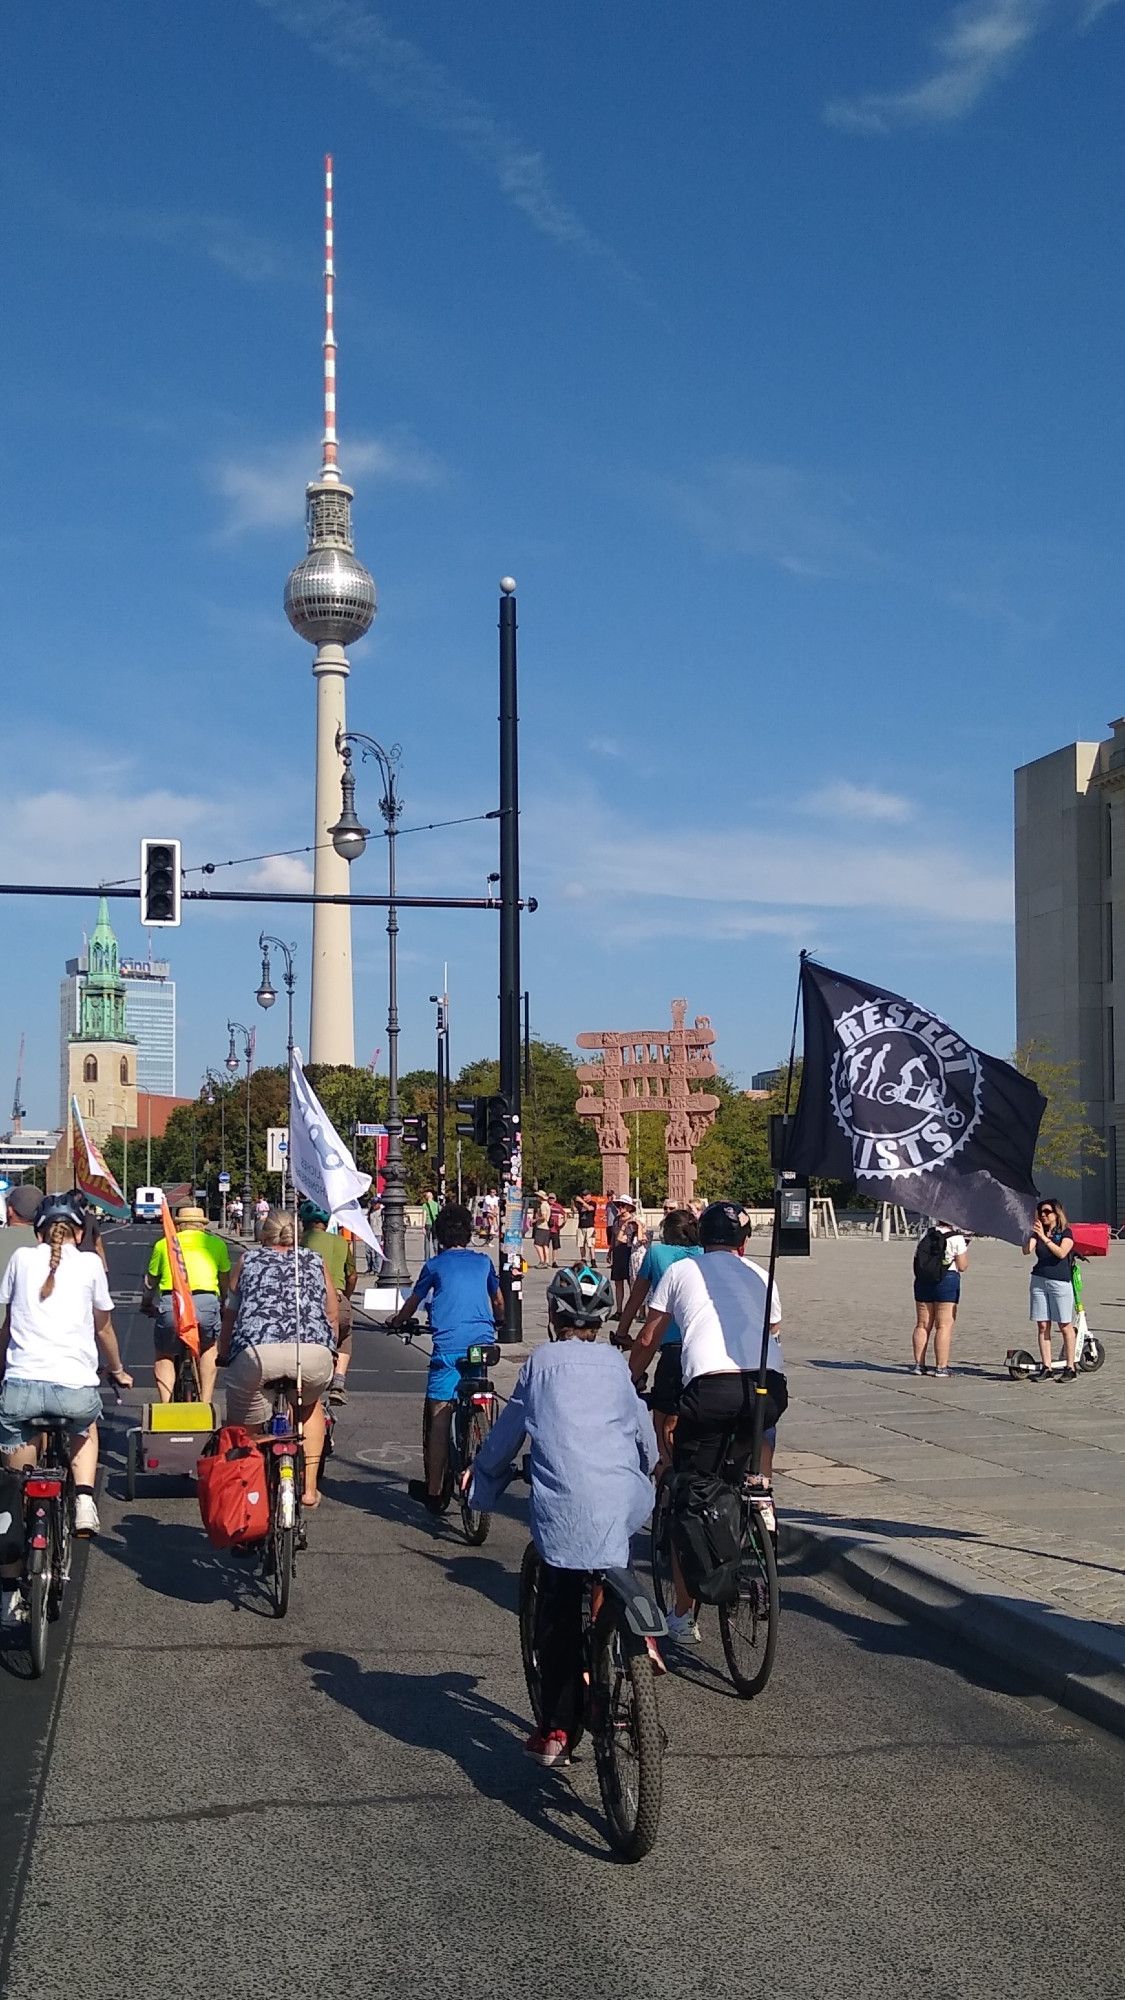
[197,1425,270,1548]
[1071,1223,1110,1259]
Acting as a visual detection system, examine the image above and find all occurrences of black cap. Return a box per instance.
[699,1201,746,1247]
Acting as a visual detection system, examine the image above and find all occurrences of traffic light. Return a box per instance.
[403,1114,429,1152]
[140,838,181,927]
[486,1093,519,1169]
[455,1097,489,1147]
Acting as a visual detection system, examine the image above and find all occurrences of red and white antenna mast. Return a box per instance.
[321,152,339,483]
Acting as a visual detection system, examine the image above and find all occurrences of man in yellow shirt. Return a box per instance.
[141,1203,231,1403]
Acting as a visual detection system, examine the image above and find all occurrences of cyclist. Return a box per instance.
[466,1265,660,1764]
[299,1201,357,1405]
[614,1207,703,1461]
[387,1203,504,1513]
[141,1202,230,1404]
[0,1194,132,1624]
[627,1201,787,1645]
[218,1209,337,1509]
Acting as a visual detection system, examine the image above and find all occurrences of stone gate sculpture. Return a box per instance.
[576,1000,720,1206]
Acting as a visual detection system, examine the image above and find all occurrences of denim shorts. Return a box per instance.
[0,1378,103,1452]
[1030,1276,1074,1325]
[154,1292,221,1358]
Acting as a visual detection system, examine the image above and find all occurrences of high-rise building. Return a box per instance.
[284,154,375,1067]
[60,946,175,1118]
[1014,722,1121,1219]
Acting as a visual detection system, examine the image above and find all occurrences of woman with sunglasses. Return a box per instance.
[1023,1199,1077,1379]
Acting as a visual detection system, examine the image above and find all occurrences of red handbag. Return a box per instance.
[196,1425,270,1548]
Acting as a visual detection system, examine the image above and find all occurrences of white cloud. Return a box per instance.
[656,459,880,580]
[253,0,637,284]
[826,0,1113,134]
[525,794,1011,929]
[44,184,296,282]
[587,736,625,760]
[801,781,913,824]
[0,785,223,890]
[249,854,315,892]
[213,432,448,535]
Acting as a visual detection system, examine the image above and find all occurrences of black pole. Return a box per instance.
[498,580,523,1341]
[435,1000,447,1201]
[381,784,409,1286]
[523,990,531,1094]
[749,951,808,1476]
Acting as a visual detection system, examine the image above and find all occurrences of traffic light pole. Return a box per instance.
[498,580,523,1342]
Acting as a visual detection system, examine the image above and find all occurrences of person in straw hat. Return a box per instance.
[141,1202,231,1403]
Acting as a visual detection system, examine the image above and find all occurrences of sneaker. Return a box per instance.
[933,1367,951,1380]
[910,1364,927,1376]
[328,1379,348,1406]
[75,1494,100,1536]
[1059,1365,1078,1382]
[524,1729,569,1766]
[666,1608,702,1646]
[1,1589,27,1630]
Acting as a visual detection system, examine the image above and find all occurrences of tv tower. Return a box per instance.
[284,154,376,1065]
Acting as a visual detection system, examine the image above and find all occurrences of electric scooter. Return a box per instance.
[1005,1315,1105,1379]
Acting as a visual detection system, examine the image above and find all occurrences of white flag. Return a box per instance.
[289,1049,383,1257]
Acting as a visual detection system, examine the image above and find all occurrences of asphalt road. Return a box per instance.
[2,1228,1124,2000]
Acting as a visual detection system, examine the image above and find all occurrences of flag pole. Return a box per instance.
[749,950,808,1479]
[289,1051,303,1446]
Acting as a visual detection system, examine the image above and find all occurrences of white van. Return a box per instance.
[133,1185,163,1224]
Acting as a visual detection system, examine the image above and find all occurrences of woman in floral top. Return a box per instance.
[218,1209,338,1507]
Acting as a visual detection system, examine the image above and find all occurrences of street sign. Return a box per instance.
[267,1127,290,1173]
[354,1123,386,1139]
[218,1172,231,1192]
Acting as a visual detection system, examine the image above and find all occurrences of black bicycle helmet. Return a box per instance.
[546,1263,614,1330]
[698,1200,746,1248]
[34,1193,87,1237]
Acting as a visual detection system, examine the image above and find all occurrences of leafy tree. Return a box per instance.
[1014,1042,1106,1185]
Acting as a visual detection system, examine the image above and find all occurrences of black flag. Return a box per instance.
[784,961,1046,1245]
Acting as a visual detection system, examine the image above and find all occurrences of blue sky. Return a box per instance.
[3,0,1125,1124]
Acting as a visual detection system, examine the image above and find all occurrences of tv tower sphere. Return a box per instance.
[285,519,376,648]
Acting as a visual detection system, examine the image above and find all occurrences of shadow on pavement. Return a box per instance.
[780,1570,1028,1697]
[786,1505,1125,1578]
[303,1649,610,1858]
[97,1513,246,1607]
[414,1549,518,1615]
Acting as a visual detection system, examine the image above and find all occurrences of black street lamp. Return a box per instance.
[329,728,408,1286]
[429,981,449,1202]
[256,935,297,1206]
[226,1021,254,1240]
[202,1068,228,1227]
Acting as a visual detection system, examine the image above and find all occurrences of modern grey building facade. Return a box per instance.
[1014,721,1123,1221]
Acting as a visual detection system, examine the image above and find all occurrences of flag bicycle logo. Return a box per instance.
[829,999,983,1179]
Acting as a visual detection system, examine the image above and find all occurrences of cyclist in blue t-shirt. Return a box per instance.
[613,1207,702,1460]
[388,1203,504,1512]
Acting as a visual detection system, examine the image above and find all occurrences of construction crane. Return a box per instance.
[11,1034,26,1135]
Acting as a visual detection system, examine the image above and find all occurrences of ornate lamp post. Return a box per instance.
[256,936,297,1205]
[329,728,409,1285]
[202,1069,228,1228]
[226,1022,255,1240]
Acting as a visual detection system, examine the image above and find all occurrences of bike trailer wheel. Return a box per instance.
[1079,1336,1106,1374]
[591,1616,663,1862]
[718,1510,779,1700]
[125,1428,141,1500]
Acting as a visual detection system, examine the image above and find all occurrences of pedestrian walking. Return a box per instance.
[1023,1199,1078,1379]
[574,1191,598,1262]
[531,1190,552,1268]
[609,1195,642,1318]
[547,1192,566,1267]
[227,1194,243,1232]
[910,1221,969,1377]
[254,1194,269,1241]
[421,1189,440,1262]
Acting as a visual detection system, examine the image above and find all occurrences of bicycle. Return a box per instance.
[389,1321,502,1543]
[16,1424,79,1677]
[518,1539,666,1862]
[257,1382,305,1619]
[650,1441,779,1700]
[449,1342,500,1545]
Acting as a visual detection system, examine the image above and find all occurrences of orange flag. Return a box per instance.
[160,1197,200,1358]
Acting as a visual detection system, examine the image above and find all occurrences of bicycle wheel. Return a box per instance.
[27,1564,50,1678]
[458,1406,493,1546]
[269,1461,296,1619]
[591,1611,663,1862]
[48,1487,74,1623]
[719,1506,779,1699]
[518,1541,544,1726]
[649,1477,675,1615]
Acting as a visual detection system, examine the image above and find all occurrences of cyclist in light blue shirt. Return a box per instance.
[388,1203,504,1512]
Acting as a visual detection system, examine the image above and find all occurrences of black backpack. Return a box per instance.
[670,1472,742,1605]
[913,1226,949,1287]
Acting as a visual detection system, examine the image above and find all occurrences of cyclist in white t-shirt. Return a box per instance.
[628,1201,788,1644]
[0,1194,132,1625]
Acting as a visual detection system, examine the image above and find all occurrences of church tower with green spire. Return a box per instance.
[67,898,137,1148]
